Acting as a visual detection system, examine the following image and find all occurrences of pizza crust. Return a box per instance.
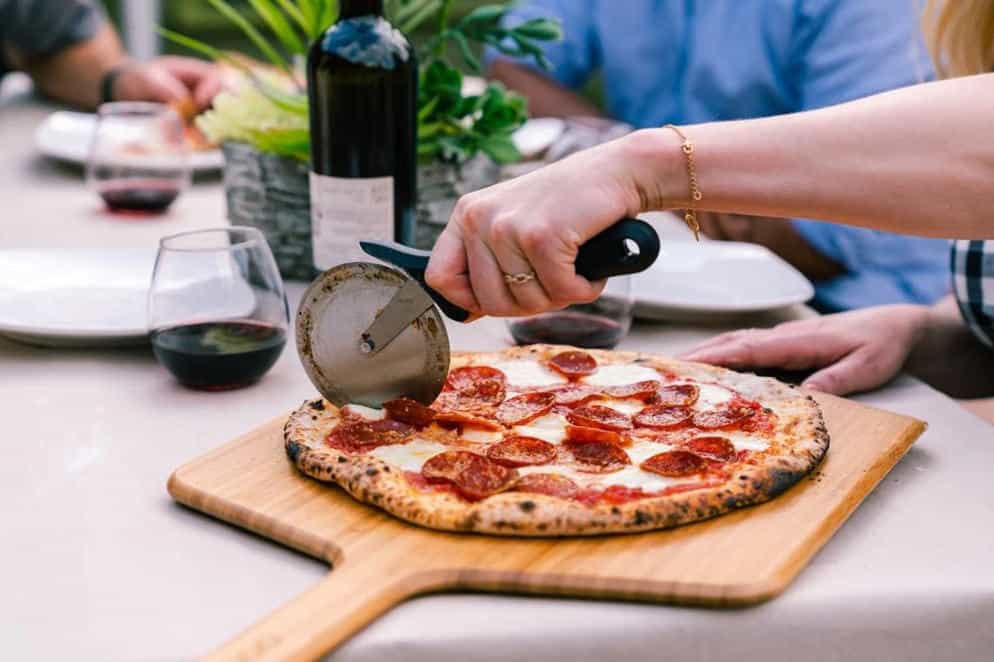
[285,345,828,537]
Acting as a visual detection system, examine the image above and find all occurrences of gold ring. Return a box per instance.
[503,271,536,286]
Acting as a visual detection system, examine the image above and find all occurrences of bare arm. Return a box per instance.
[626,74,994,240]
[906,296,994,398]
[488,59,604,119]
[19,24,125,109]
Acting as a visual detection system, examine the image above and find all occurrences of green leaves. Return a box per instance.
[163,0,559,167]
[418,63,525,165]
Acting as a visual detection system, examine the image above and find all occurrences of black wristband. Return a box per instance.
[99,64,129,105]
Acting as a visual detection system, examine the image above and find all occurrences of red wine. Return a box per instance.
[151,321,286,390]
[307,0,417,268]
[98,180,180,213]
[509,312,626,349]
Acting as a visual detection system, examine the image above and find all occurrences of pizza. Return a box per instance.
[285,345,828,536]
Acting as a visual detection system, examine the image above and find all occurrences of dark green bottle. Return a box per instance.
[307,0,418,269]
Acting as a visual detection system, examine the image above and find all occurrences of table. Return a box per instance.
[3,89,994,662]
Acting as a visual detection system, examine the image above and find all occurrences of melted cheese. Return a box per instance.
[460,427,503,444]
[492,360,567,387]
[370,440,448,472]
[582,364,661,387]
[725,433,770,452]
[513,413,569,444]
[342,404,386,421]
[625,440,675,464]
[599,399,647,416]
[694,383,734,409]
[605,466,680,490]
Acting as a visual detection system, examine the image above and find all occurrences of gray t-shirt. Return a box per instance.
[0,0,104,75]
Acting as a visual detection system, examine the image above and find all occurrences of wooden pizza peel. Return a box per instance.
[168,391,924,661]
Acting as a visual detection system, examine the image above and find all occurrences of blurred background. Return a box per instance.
[98,0,604,105]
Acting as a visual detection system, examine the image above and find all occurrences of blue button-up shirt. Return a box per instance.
[488,0,950,311]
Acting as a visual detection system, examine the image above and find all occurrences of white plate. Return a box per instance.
[34,111,225,172]
[0,248,260,347]
[632,241,814,321]
[0,248,157,346]
[512,117,566,159]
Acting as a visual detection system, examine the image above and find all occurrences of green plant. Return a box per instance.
[161,0,561,164]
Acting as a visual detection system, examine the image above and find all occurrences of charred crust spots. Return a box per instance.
[632,510,651,526]
[739,475,748,481]
[309,400,325,411]
[382,466,390,472]
[611,506,621,516]
[767,468,803,497]
[537,523,548,531]
[338,456,347,463]
[519,500,536,513]
[366,467,379,477]
[286,441,301,462]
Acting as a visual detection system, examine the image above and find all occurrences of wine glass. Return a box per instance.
[148,227,290,390]
[86,102,189,215]
[507,277,634,349]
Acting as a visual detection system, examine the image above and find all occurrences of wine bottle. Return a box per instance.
[307,0,418,269]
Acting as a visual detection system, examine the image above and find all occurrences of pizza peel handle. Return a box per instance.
[360,216,660,321]
[205,554,451,661]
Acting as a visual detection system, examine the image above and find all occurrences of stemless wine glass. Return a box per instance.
[148,227,290,390]
[507,277,635,349]
[86,102,190,215]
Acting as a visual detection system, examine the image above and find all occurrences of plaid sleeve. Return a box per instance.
[0,0,106,59]
[952,240,994,349]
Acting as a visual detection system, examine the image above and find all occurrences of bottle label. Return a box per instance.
[310,173,394,269]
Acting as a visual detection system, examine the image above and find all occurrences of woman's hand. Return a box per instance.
[681,305,931,395]
[425,130,682,317]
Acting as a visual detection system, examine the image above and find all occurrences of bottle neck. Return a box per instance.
[338,0,384,19]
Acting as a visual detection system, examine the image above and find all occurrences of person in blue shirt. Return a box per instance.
[487,0,950,312]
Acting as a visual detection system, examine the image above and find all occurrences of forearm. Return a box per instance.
[488,59,603,119]
[24,24,126,109]
[906,295,994,398]
[626,74,994,240]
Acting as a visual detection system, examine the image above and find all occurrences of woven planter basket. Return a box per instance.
[221,141,500,281]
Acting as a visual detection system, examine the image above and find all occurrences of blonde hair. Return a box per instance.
[924,0,994,77]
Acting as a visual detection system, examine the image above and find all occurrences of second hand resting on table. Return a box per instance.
[424,74,994,397]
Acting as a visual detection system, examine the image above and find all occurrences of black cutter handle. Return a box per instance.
[360,217,660,323]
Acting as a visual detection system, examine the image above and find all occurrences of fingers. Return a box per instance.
[681,326,852,371]
[802,347,894,395]
[518,221,604,308]
[424,225,481,315]
[488,219,556,315]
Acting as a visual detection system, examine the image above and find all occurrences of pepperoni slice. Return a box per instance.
[687,436,736,462]
[446,366,506,392]
[634,405,693,429]
[692,403,753,430]
[487,435,557,468]
[432,408,502,431]
[514,473,580,499]
[567,404,633,431]
[547,350,598,378]
[605,380,661,401]
[421,450,517,501]
[496,392,555,426]
[641,450,707,477]
[655,384,699,407]
[326,419,414,452]
[564,440,631,472]
[545,384,604,406]
[383,398,435,427]
[565,424,623,446]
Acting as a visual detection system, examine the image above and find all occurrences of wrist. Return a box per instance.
[98,60,134,104]
[615,128,690,213]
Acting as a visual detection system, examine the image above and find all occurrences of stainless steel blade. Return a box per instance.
[358,278,436,357]
[296,263,450,408]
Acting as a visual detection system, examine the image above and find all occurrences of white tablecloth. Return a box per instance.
[2,87,993,661]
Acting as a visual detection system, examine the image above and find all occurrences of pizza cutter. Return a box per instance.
[296,217,661,408]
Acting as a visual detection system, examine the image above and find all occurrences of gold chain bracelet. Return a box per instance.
[663,124,702,241]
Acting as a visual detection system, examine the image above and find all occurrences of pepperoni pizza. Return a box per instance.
[285,345,828,536]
